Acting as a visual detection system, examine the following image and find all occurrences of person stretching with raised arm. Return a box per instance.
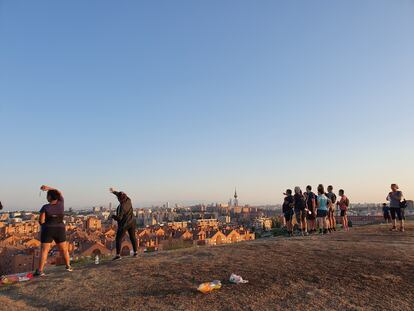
[110,188,138,260]
[34,185,72,276]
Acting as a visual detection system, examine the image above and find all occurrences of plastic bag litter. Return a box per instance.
[197,280,222,293]
[229,273,248,284]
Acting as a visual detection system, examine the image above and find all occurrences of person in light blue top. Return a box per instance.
[316,184,331,234]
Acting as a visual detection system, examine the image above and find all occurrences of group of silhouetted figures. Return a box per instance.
[282,183,407,237]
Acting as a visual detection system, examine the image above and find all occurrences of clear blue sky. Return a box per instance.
[1,0,413,210]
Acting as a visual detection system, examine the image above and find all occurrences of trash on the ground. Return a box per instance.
[95,255,100,265]
[1,272,33,285]
[229,273,248,284]
[197,280,222,293]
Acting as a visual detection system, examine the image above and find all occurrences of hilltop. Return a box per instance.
[1,223,413,311]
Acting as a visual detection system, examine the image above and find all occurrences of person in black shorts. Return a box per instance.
[386,184,405,232]
[294,186,308,236]
[282,189,294,237]
[326,185,337,232]
[304,185,317,234]
[35,185,72,276]
[110,188,138,260]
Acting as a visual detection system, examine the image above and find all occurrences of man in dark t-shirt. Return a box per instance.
[304,185,317,233]
[293,187,308,236]
[282,189,294,236]
[326,185,337,232]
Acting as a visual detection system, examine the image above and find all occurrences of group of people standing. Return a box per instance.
[282,184,349,236]
[1,183,406,276]
[33,185,138,277]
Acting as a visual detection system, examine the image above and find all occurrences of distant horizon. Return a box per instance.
[1,197,409,213]
[1,1,413,209]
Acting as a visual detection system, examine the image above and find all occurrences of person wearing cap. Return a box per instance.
[110,188,138,260]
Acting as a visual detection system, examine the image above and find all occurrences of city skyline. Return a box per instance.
[1,1,413,210]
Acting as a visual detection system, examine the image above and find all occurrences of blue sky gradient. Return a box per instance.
[1,1,413,210]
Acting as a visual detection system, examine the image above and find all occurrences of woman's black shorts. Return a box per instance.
[284,210,294,222]
[317,209,328,218]
[41,225,66,243]
[390,207,404,221]
[340,210,347,217]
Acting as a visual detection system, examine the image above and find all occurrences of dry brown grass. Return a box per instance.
[1,222,413,311]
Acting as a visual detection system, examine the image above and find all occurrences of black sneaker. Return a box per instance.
[33,269,46,277]
[132,252,138,257]
[112,255,122,261]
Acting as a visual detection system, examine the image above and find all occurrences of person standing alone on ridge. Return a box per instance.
[35,185,72,277]
[110,188,138,260]
[304,185,317,234]
[337,189,350,231]
[386,184,405,232]
[326,185,337,232]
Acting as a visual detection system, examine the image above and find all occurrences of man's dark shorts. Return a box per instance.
[390,207,403,221]
[340,209,347,217]
[317,209,328,218]
[306,209,315,220]
[284,210,294,222]
[41,225,66,243]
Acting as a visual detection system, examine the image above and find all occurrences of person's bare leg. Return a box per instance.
[57,242,70,267]
[39,243,51,272]
[400,219,404,232]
